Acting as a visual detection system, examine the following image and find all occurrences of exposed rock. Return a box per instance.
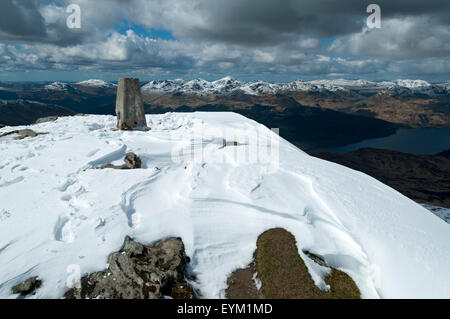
[219,141,246,149]
[11,276,42,296]
[35,114,85,124]
[0,124,5,128]
[170,282,195,299]
[35,116,59,124]
[64,236,193,299]
[0,129,48,140]
[124,152,142,169]
[100,152,142,170]
[226,228,360,299]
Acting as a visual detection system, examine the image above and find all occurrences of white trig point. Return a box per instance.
[115,78,147,130]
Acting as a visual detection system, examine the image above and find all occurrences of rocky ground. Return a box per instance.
[15,229,361,299]
[64,236,194,299]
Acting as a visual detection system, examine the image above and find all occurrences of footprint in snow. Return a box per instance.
[53,216,75,243]
[0,176,24,188]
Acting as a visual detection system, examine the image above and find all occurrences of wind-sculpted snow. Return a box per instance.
[0,113,449,299]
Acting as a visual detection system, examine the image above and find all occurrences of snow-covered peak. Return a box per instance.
[76,79,116,88]
[141,79,185,93]
[141,77,449,97]
[141,78,350,96]
[377,79,447,97]
[44,82,69,91]
[0,112,449,299]
[309,79,376,88]
[395,79,432,88]
[0,99,47,106]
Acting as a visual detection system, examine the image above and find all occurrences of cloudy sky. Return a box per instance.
[0,0,449,82]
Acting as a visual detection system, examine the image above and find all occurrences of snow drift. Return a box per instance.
[0,112,449,299]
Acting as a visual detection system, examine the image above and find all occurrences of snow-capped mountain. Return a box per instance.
[141,77,350,95]
[43,80,116,92]
[376,79,449,97]
[141,77,450,97]
[309,79,376,88]
[39,78,449,97]
[44,81,71,91]
[75,79,117,88]
[0,112,449,299]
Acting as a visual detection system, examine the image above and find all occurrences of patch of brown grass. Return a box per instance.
[255,228,360,299]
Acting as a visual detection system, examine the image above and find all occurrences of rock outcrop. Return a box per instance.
[0,129,48,140]
[100,152,142,170]
[11,276,42,296]
[226,228,360,299]
[64,236,193,299]
[35,116,59,124]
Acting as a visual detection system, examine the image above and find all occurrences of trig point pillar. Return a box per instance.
[115,78,147,130]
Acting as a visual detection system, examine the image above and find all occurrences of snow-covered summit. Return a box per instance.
[75,79,116,88]
[0,112,449,299]
[44,82,70,91]
[309,79,376,88]
[377,79,448,97]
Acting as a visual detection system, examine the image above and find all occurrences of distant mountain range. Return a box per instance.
[141,77,450,97]
[1,77,449,149]
[3,77,449,97]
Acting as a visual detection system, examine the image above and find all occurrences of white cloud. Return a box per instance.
[0,0,449,80]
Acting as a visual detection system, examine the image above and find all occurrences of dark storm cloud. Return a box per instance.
[164,0,450,45]
[0,0,449,80]
[0,0,46,40]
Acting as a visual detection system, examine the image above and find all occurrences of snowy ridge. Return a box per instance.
[141,77,349,95]
[141,77,450,97]
[43,80,116,91]
[75,79,117,88]
[0,99,48,106]
[376,79,449,97]
[44,82,70,91]
[0,112,449,299]
[39,78,450,97]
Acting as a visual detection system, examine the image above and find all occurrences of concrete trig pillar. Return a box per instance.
[115,78,147,130]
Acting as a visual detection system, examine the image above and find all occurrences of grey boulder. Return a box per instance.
[64,236,193,299]
[11,276,42,296]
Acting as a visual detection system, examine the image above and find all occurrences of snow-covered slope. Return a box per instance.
[75,79,116,88]
[44,81,71,91]
[0,113,449,299]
